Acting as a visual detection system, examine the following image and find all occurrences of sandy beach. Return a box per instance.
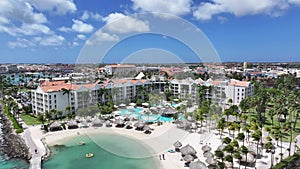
[27,121,298,169]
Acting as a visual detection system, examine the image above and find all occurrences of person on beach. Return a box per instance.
[159,154,161,160]
[162,154,165,160]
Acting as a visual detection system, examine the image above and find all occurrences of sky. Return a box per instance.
[0,0,300,64]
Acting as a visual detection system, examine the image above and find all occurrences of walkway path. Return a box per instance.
[22,123,46,169]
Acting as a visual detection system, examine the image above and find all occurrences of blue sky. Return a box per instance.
[0,0,300,63]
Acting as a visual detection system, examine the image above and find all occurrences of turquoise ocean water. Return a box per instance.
[43,133,160,169]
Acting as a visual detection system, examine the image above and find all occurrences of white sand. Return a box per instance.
[28,121,296,169]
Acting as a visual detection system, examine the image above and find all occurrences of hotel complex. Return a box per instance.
[31,73,254,115]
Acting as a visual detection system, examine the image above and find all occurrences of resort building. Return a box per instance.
[31,80,100,115]
[169,78,199,103]
[104,64,136,75]
[31,79,152,115]
[209,79,254,106]
[31,76,254,115]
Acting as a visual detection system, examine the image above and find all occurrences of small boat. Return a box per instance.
[85,153,94,158]
[77,141,85,145]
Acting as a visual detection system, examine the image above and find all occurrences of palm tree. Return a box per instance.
[230,139,239,151]
[215,149,224,162]
[57,110,63,120]
[37,114,45,125]
[224,155,233,167]
[45,110,52,122]
[237,133,246,146]
[223,137,232,145]
[217,118,226,139]
[265,141,275,168]
[251,129,262,158]
[240,146,248,169]
[224,144,234,155]
[234,152,242,169]
[62,87,71,111]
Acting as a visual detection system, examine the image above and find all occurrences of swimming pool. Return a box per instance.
[118,107,177,122]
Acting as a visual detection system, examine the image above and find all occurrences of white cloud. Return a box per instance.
[28,0,77,15]
[71,19,94,33]
[58,26,72,32]
[0,23,52,37]
[8,38,35,48]
[102,13,150,34]
[0,0,47,24]
[18,23,52,35]
[86,30,119,45]
[80,11,90,20]
[8,34,65,48]
[39,35,65,46]
[193,0,290,21]
[0,16,10,24]
[132,0,192,16]
[77,34,86,40]
[80,10,103,21]
[289,0,300,5]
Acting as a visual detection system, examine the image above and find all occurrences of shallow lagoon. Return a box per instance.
[43,133,159,169]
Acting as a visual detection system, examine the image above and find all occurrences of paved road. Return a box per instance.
[23,125,42,169]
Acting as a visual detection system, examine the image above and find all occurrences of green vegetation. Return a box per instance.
[3,106,23,133]
[272,153,300,169]
[20,114,42,125]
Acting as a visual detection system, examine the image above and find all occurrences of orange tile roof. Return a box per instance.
[40,80,99,93]
[229,79,250,87]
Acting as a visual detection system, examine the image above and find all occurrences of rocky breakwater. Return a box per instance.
[0,106,31,162]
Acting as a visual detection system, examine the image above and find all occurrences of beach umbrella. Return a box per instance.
[129,103,136,106]
[205,157,217,165]
[134,121,145,129]
[143,125,150,131]
[125,121,133,129]
[202,145,212,152]
[142,102,149,107]
[115,118,124,125]
[81,121,88,128]
[119,103,126,107]
[203,151,214,158]
[67,120,78,127]
[105,120,111,127]
[126,121,132,126]
[115,118,125,127]
[92,118,103,127]
[164,107,177,115]
[189,160,207,169]
[184,154,195,162]
[85,116,92,122]
[49,121,62,131]
[241,153,255,163]
[173,141,183,148]
[67,120,78,129]
[180,144,197,156]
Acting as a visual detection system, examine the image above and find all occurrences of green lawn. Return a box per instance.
[20,114,42,125]
[246,109,300,142]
